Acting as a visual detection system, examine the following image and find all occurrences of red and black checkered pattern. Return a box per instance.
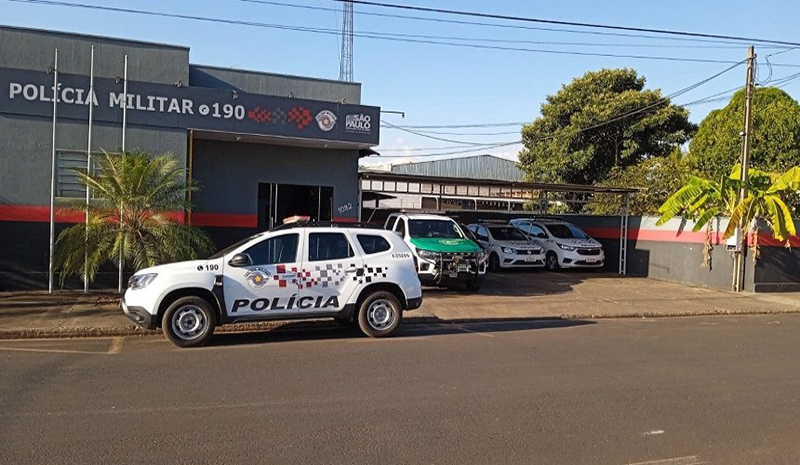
[288,106,313,129]
[247,106,272,123]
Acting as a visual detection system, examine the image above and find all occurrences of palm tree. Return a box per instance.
[55,150,215,287]
[657,164,799,262]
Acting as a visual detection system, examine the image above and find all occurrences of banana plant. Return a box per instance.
[657,164,799,262]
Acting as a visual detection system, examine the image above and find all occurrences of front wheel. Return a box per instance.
[163,296,216,348]
[488,253,500,272]
[546,252,561,271]
[357,291,402,338]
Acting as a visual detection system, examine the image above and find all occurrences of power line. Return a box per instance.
[381,127,523,136]
[388,122,527,129]
[244,0,790,47]
[381,119,513,145]
[334,0,800,48]
[238,0,784,49]
[11,1,800,67]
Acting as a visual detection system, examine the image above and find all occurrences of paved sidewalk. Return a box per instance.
[1,271,799,339]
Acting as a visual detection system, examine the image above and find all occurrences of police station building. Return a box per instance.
[0,26,380,290]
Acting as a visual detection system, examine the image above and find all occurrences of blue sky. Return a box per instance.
[4,0,800,166]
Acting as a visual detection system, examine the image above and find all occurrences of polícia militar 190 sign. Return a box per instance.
[0,67,380,146]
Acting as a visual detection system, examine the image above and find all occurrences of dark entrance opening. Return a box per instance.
[258,183,333,230]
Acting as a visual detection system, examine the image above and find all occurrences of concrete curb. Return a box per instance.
[1,309,800,340]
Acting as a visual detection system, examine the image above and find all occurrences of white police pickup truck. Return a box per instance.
[121,221,423,347]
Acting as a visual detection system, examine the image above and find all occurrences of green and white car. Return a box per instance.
[384,213,487,291]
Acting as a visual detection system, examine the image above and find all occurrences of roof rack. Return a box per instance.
[476,219,509,224]
[513,215,564,222]
[271,220,382,231]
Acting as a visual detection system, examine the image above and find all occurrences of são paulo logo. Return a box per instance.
[345,113,371,134]
[244,267,271,289]
[315,110,337,131]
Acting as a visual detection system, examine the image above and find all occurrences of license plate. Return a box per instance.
[457,264,469,272]
[525,256,537,262]
[586,258,597,263]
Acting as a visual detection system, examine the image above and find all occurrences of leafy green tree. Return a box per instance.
[657,164,800,254]
[519,68,696,185]
[587,148,690,215]
[687,87,800,180]
[55,151,215,286]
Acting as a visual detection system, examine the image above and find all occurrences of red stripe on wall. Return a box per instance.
[332,216,358,223]
[581,226,800,247]
[0,205,84,223]
[750,233,800,248]
[191,212,258,228]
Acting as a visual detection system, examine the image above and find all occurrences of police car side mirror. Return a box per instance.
[228,253,252,268]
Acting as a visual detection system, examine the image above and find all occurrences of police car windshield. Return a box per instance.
[545,224,588,239]
[208,233,264,259]
[488,226,528,241]
[409,220,464,239]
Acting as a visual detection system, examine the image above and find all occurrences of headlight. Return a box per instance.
[501,247,515,254]
[558,244,576,252]
[128,273,158,290]
[415,248,440,261]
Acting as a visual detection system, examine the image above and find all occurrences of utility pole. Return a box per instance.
[733,45,756,292]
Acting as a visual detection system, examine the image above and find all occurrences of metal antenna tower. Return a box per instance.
[339,0,354,82]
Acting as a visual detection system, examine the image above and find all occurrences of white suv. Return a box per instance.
[510,218,605,271]
[121,222,423,347]
[384,213,487,291]
[467,223,545,270]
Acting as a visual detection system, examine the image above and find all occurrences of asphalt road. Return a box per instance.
[2,315,800,464]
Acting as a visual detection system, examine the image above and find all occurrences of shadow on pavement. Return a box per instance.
[424,269,628,298]
[207,317,595,348]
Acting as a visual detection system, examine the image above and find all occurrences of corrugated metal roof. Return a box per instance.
[389,155,524,182]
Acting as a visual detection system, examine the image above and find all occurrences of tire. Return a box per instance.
[488,253,500,272]
[546,252,560,271]
[162,296,216,348]
[465,280,482,292]
[357,291,402,338]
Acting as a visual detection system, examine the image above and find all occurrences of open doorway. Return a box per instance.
[258,183,333,230]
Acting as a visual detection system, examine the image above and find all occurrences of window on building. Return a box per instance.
[244,234,299,265]
[56,150,101,198]
[357,235,391,254]
[308,233,354,261]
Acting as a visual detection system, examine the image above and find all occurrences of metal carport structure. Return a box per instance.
[358,171,638,275]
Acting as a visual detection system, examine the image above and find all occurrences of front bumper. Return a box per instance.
[560,249,605,268]
[499,251,545,268]
[419,271,484,286]
[121,298,158,330]
[416,252,486,285]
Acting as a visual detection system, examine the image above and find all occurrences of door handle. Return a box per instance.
[344,267,358,274]
[282,272,297,278]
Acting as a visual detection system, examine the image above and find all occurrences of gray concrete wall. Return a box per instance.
[0,115,186,206]
[0,25,189,84]
[192,138,360,217]
[189,65,361,104]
